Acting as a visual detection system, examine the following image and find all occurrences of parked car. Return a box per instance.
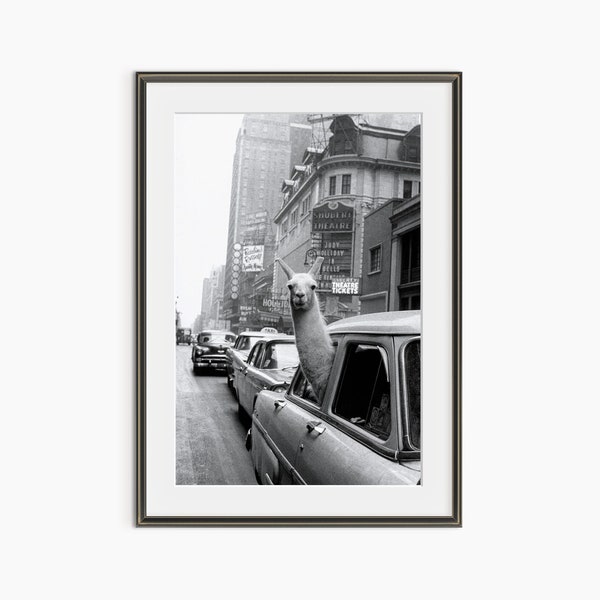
[248,311,421,485]
[225,329,280,389]
[234,336,299,422]
[191,330,236,375]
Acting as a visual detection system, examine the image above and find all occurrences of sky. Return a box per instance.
[175,114,243,328]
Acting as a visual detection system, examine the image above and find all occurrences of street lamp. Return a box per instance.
[304,248,318,266]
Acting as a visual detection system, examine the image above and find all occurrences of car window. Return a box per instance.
[248,342,264,366]
[332,343,392,440]
[290,368,319,404]
[402,339,421,450]
[261,343,298,370]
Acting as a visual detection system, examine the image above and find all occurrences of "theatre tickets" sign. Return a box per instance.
[331,278,360,295]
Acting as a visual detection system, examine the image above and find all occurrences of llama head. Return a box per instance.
[277,256,324,312]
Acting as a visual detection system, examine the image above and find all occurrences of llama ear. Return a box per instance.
[276,257,295,279]
[308,256,325,277]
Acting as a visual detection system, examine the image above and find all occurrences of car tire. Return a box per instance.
[238,401,248,425]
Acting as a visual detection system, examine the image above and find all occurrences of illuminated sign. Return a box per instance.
[331,278,360,295]
[311,201,354,292]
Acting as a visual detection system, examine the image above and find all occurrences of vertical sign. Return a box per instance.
[311,201,354,292]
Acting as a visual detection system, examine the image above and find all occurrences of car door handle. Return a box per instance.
[306,420,326,435]
[273,398,286,409]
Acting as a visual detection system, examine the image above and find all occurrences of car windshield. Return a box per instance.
[201,333,235,344]
[261,343,298,370]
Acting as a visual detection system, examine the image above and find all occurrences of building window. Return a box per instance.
[301,197,309,215]
[329,176,337,196]
[403,180,413,199]
[398,227,421,310]
[400,229,420,283]
[281,220,288,234]
[341,174,351,194]
[369,245,382,273]
[291,210,298,227]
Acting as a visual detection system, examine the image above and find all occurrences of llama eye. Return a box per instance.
[311,284,316,290]
[287,284,293,290]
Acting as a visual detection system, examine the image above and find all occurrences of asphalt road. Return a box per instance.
[176,345,257,485]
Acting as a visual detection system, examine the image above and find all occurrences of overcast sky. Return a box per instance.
[175,114,243,328]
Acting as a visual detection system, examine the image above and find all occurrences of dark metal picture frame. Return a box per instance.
[136,72,462,527]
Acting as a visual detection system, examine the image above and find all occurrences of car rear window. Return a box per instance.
[402,339,421,450]
[203,333,235,344]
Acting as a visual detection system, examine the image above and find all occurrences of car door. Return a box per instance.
[240,342,266,416]
[253,367,325,485]
[238,342,263,416]
[293,335,409,485]
[232,339,253,399]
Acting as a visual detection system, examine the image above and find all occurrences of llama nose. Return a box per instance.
[295,291,305,299]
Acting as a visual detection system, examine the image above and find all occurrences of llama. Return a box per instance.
[276,256,335,400]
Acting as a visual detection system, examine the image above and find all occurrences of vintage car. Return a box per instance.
[191,330,236,375]
[234,335,299,422]
[248,311,421,485]
[176,327,193,345]
[225,329,281,389]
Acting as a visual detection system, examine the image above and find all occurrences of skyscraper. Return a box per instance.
[223,114,312,332]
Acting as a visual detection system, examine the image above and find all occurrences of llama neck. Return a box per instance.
[290,294,334,400]
[290,296,330,347]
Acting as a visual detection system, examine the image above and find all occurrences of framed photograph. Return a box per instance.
[136,72,462,526]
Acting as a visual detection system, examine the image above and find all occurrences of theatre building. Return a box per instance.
[360,124,421,313]
[272,115,421,322]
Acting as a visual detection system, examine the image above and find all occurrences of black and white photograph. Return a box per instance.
[174,113,423,486]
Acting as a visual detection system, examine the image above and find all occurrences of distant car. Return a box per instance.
[191,330,236,375]
[176,327,193,345]
[248,311,421,485]
[234,335,299,422]
[225,330,280,389]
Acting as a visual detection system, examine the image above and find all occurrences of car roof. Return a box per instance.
[255,335,295,344]
[327,311,421,336]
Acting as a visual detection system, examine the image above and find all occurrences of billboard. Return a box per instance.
[311,201,354,292]
[242,245,264,272]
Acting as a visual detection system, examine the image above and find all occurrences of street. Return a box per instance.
[175,345,257,485]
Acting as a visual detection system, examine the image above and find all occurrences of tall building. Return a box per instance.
[199,265,227,329]
[223,114,312,332]
[272,115,421,322]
